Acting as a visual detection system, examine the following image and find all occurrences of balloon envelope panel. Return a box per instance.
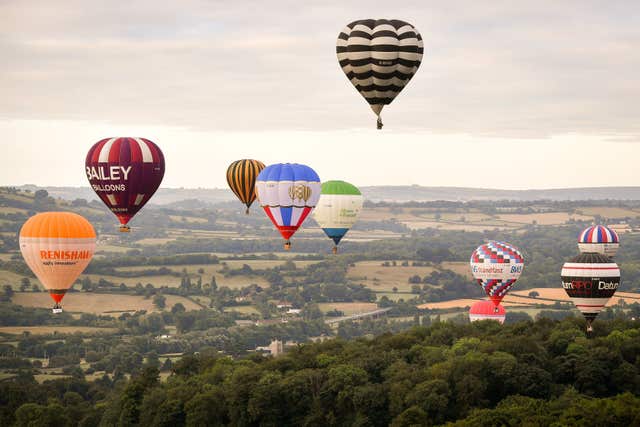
[561,252,620,323]
[470,241,524,305]
[226,159,265,210]
[19,212,96,304]
[578,225,620,257]
[469,301,506,324]
[255,163,321,241]
[313,181,363,245]
[86,137,165,225]
[336,19,423,120]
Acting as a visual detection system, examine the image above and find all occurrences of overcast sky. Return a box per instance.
[1,0,639,189]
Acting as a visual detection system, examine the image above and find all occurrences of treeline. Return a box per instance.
[2,317,640,425]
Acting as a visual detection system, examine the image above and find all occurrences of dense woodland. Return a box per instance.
[2,318,640,426]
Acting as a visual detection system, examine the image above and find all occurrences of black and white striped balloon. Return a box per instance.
[560,252,620,332]
[337,19,424,129]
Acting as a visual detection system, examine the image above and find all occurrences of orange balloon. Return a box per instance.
[19,212,96,311]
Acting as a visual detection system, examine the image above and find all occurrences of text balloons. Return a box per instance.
[470,241,524,308]
[20,212,96,312]
[86,137,165,232]
[561,252,620,331]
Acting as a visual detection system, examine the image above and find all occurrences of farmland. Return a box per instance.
[11,292,202,315]
[0,325,117,335]
[2,187,640,345]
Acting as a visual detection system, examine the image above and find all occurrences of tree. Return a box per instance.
[302,303,324,321]
[3,285,14,300]
[185,388,228,426]
[171,303,186,314]
[408,275,422,284]
[20,278,30,292]
[153,294,166,310]
[34,189,49,200]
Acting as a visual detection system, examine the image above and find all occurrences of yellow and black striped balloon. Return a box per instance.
[226,159,265,213]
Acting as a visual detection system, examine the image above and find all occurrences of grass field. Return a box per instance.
[0,269,31,289]
[223,305,260,315]
[169,215,208,224]
[11,292,201,315]
[0,206,28,214]
[0,326,117,335]
[497,212,592,225]
[375,292,415,301]
[347,261,437,292]
[577,207,640,219]
[317,302,378,315]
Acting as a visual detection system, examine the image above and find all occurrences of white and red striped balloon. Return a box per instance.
[578,225,620,257]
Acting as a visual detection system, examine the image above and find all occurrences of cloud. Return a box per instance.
[1,0,639,137]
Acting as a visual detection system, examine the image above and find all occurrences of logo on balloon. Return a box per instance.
[289,184,312,202]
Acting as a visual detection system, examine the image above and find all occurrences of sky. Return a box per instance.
[1,0,639,190]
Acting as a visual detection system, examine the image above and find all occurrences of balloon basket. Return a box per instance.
[52,304,62,314]
[332,246,338,255]
[119,225,131,233]
[376,117,383,130]
[284,241,291,251]
[245,208,250,215]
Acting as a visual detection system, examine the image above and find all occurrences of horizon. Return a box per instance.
[2,1,640,189]
[8,183,640,192]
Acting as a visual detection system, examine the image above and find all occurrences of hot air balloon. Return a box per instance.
[578,225,620,257]
[469,301,506,324]
[226,159,265,214]
[19,212,96,313]
[313,180,363,254]
[336,19,424,129]
[561,252,620,332]
[470,241,524,310]
[86,137,165,232]
[255,163,321,250]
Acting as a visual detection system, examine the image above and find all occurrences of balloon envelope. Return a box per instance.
[337,19,424,128]
[469,301,506,324]
[470,241,524,306]
[226,159,265,213]
[313,180,363,246]
[86,137,165,226]
[561,252,620,327]
[255,163,321,244]
[578,225,619,257]
[19,212,96,306]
